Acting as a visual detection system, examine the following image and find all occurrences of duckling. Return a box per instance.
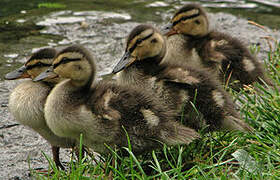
[5,48,76,170]
[113,24,253,132]
[33,45,199,155]
[163,3,273,90]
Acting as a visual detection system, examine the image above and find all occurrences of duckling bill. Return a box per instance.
[34,45,200,155]
[5,66,29,80]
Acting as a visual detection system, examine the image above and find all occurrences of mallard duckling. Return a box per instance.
[163,3,273,90]
[5,48,76,169]
[33,45,199,155]
[113,24,253,132]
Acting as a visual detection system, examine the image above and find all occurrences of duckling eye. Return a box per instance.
[61,57,68,62]
[60,57,72,65]
[195,20,200,24]
[136,39,142,44]
[151,38,157,43]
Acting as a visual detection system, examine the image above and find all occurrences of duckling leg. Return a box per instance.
[107,158,115,180]
[74,145,86,162]
[51,146,65,170]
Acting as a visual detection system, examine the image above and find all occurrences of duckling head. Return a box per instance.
[34,45,96,88]
[5,48,57,83]
[164,4,209,37]
[113,25,166,74]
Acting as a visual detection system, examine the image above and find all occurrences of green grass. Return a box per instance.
[33,42,280,179]
[38,3,66,9]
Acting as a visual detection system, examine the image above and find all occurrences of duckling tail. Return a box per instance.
[161,122,200,145]
[221,116,254,133]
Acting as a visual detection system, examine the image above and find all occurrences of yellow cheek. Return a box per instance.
[131,51,138,58]
[174,24,179,31]
[54,67,64,77]
[175,23,186,33]
[27,70,34,78]
[140,46,152,58]
[28,69,40,79]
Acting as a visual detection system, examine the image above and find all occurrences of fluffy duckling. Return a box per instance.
[33,45,199,155]
[5,48,76,169]
[163,3,273,90]
[113,25,253,132]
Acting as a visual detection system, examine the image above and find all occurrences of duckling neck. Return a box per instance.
[118,42,166,86]
[42,81,56,88]
[188,33,210,47]
[67,69,94,91]
[118,55,165,87]
[69,79,92,90]
[49,79,90,111]
[134,57,163,76]
[58,74,93,97]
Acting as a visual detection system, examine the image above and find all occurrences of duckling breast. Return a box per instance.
[9,80,50,129]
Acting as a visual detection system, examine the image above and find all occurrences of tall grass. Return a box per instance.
[33,42,280,179]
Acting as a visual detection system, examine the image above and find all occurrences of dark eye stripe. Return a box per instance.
[128,32,154,53]
[26,62,51,70]
[172,13,200,26]
[53,58,81,69]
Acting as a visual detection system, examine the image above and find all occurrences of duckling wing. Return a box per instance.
[159,65,202,86]
[202,32,272,87]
